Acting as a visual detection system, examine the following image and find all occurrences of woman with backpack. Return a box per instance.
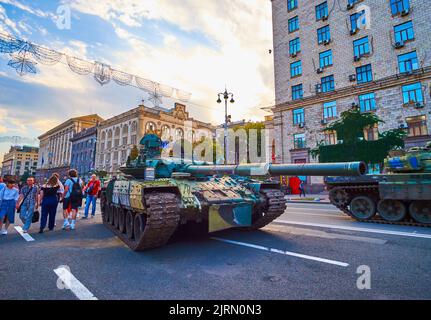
[39,174,60,233]
[62,169,84,231]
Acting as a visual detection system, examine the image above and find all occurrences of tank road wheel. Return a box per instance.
[409,201,431,225]
[134,214,147,242]
[113,207,120,229]
[349,196,376,220]
[126,211,135,239]
[118,209,127,233]
[329,188,350,207]
[248,189,287,230]
[378,199,407,222]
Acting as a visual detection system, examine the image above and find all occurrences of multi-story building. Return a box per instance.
[70,126,98,181]
[1,146,39,177]
[271,0,431,192]
[96,102,215,175]
[37,114,104,181]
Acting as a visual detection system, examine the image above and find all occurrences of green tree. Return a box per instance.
[311,108,407,165]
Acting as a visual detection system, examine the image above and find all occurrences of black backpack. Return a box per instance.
[69,178,83,202]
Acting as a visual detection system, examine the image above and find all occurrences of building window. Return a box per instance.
[348,0,361,6]
[390,0,410,15]
[131,135,137,145]
[325,130,337,145]
[293,108,305,125]
[317,25,331,44]
[356,64,373,84]
[364,124,379,141]
[406,116,428,137]
[353,36,370,58]
[398,51,419,73]
[350,10,366,32]
[287,0,298,11]
[323,101,337,119]
[359,93,376,112]
[289,38,300,55]
[402,82,424,104]
[319,50,333,68]
[176,128,184,138]
[294,133,306,149]
[292,84,303,100]
[122,137,128,145]
[290,60,302,77]
[161,125,171,139]
[316,2,328,20]
[321,75,335,92]
[288,16,299,33]
[146,122,157,133]
[394,21,414,43]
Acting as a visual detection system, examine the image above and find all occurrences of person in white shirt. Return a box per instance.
[0,178,20,235]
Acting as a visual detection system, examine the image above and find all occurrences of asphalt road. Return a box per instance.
[1,201,431,300]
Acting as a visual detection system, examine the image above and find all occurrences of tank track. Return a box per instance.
[250,189,287,229]
[102,192,181,251]
[330,185,431,228]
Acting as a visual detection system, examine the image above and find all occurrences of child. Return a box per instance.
[0,178,20,235]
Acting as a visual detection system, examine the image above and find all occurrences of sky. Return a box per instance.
[0,0,275,162]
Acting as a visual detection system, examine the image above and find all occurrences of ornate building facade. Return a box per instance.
[95,102,215,175]
[70,126,98,181]
[1,146,39,177]
[36,115,104,181]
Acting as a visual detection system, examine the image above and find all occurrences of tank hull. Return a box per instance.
[100,176,287,251]
[326,173,431,226]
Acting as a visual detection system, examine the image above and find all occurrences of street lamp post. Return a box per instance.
[217,88,234,164]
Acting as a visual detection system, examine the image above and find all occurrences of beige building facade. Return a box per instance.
[36,115,104,181]
[271,0,431,191]
[96,103,215,175]
[1,146,39,177]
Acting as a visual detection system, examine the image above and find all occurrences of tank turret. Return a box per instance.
[120,133,366,179]
[384,142,431,173]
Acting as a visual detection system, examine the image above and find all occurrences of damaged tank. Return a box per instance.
[326,142,431,226]
[101,133,366,251]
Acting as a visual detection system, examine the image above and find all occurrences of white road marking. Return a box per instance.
[263,225,387,244]
[54,267,98,300]
[14,226,35,242]
[276,220,431,239]
[211,237,349,267]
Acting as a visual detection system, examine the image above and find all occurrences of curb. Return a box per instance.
[286,200,331,204]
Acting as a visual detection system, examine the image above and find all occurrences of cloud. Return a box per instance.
[66,0,275,122]
[0,0,49,18]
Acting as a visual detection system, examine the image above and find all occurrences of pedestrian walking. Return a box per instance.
[83,174,101,219]
[39,175,60,233]
[299,180,306,198]
[62,169,84,231]
[17,177,40,233]
[0,177,19,235]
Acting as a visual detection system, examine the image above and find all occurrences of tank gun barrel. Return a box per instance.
[185,161,366,177]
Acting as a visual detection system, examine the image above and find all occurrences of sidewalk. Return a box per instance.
[285,193,330,204]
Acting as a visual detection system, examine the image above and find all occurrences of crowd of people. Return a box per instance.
[0,170,101,236]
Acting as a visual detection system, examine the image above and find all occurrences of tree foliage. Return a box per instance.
[311,108,407,165]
